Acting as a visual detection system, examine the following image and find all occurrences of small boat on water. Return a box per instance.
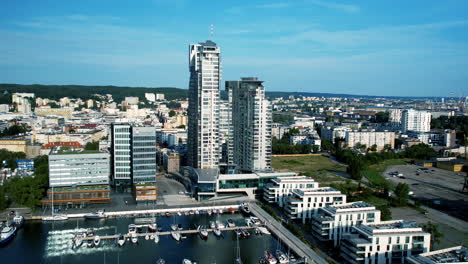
[241,229,251,238]
[275,250,289,263]
[170,224,178,231]
[154,233,160,243]
[177,212,182,216]
[240,203,251,215]
[128,224,137,234]
[148,223,158,232]
[189,211,195,215]
[257,226,271,235]
[85,210,106,220]
[207,210,212,216]
[215,220,225,229]
[145,235,150,240]
[156,258,166,264]
[197,225,208,240]
[131,234,138,244]
[0,225,17,246]
[195,210,200,215]
[264,250,278,264]
[227,219,236,227]
[182,259,193,264]
[73,233,83,248]
[165,212,172,217]
[171,231,181,242]
[117,234,126,247]
[86,228,95,247]
[93,236,101,247]
[209,221,216,229]
[43,214,68,222]
[213,228,222,237]
[178,224,183,230]
[235,229,242,237]
[12,214,24,228]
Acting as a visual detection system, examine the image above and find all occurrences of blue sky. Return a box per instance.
[1,0,467,97]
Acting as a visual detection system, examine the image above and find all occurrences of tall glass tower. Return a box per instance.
[187,40,221,169]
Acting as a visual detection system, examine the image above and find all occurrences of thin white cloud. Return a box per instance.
[308,0,360,13]
[256,3,290,9]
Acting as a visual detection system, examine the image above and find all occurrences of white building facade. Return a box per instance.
[263,176,317,207]
[187,40,221,169]
[345,130,395,150]
[401,109,432,133]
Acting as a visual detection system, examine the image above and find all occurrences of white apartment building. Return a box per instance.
[407,246,467,264]
[321,126,351,143]
[145,93,156,102]
[228,77,272,173]
[345,130,395,150]
[285,188,346,223]
[219,101,234,169]
[340,220,431,264]
[187,40,221,169]
[156,93,165,100]
[293,116,315,128]
[311,202,381,247]
[388,108,403,123]
[401,109,431,133]
[263,176,317,207]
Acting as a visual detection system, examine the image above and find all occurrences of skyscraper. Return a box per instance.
[187,40,221,169]
[227,77,272,172]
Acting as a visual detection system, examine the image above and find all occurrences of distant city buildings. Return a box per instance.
[345,130,395,150]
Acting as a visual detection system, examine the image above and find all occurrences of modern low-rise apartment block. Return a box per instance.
[407,246,467,264]
[263,176,317,207]
[340,220,431,264]
[285,188,346,223]
[311,201,381,247]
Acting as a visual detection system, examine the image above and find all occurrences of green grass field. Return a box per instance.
[363,159,409,189]
[272,155,347,182]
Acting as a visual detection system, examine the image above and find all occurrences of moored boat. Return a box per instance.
[12,214,24,228]
[154,233,160,243]
[170,224,178,231]
[0,225,17,246]
[227,219,236,227]
[171,231,181,241]
[215,220,225,229]
[156,258,166,264]
[148,223,157,232]
[93,235,101,247]
[131,234,138,244]
[43,214,68,222]
[240,203,251,215]
[85,210,106,220]
[182,259,193,264]
[197,225,208,240]
[275,250,289,263]
[213,228,222,237]
[117,234,126,247]
[264,250,277,264]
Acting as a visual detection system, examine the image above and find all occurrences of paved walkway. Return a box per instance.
[250,203,329,264]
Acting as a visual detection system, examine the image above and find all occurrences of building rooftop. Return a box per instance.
[370,220,418,230]
[409,246,468,264]
[50,146,103,155]
[326,201,375,213]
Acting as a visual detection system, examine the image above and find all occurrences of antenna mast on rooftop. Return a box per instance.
[210,24,214,39]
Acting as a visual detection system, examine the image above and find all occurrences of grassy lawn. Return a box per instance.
[363,159,409,189]
[272,155,347,182]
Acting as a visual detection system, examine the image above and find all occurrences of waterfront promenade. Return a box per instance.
[250,203,329,264]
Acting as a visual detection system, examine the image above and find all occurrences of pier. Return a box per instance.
[79,226,256,241]
[249,203,329,264]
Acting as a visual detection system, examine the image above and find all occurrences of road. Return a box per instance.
[250,203,329,264]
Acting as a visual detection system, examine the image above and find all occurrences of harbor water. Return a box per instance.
[0,213,294,263]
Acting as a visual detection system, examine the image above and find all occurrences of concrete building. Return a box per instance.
[444,130,456,148]
[263,176,317,207]
[407,246,468,264]
[340,220,431,264]
[48,148,110,187]
[228,77,272,173]
[145,93,156,102]
[321,126,351,143]
[124,97,139,105]
[156,93,165,100]
[402,109,432,133]
[311,202,381,247]
[285,188,346,223]
[389,108,404,124]
[111,124,132,191]
[131,126,157,184]
[187,40,221,169]
[219,101,234,172]
[163,151,180,173]
[345,130,395,150]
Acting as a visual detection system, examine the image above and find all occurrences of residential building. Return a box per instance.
[340,220,431,264]
[321,126,351,143]
[407,246,468,264]
[156,93,165,100]
[228,77,272,173]
[311,202,381,247]
[187,40,221,169]
[285,188,346,223]
[111,123,132,191]
[345,130,395,150]
[402,109,431,133]
[145,93,156,102]
[263,176,317,207]
[163,150,180,173]
[219,100,234,172]
[444,130,456,148]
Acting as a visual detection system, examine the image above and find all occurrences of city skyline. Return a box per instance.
[1,0,467,97]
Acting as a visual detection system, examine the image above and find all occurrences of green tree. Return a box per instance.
[0,187,8,211]
[84,141,99,150]
[374,112,390,123]
[394,183,410,206]
[321,139,335,152]
[377,205,392,221]
[169,110,176,117]
[422,221,443,249]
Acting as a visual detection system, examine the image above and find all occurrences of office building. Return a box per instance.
[340,220,431,264]
[219,101,234,172]
[131,126,157,184]
[263,176,317,207]
[187,40,221,169]
[402,109,432,133]
[285,188,346,223]
[311,202,381,247]
[111,123,132,190]
[228,77,272,173]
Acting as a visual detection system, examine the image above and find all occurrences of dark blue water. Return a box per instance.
[1,213,292,263]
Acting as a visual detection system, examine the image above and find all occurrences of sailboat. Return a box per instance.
[235,230,242,264]
[43,187,68,222]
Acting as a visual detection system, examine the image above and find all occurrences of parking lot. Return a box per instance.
[385,164,468,220]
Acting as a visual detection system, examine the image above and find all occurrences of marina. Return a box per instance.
[0,204,311,263]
